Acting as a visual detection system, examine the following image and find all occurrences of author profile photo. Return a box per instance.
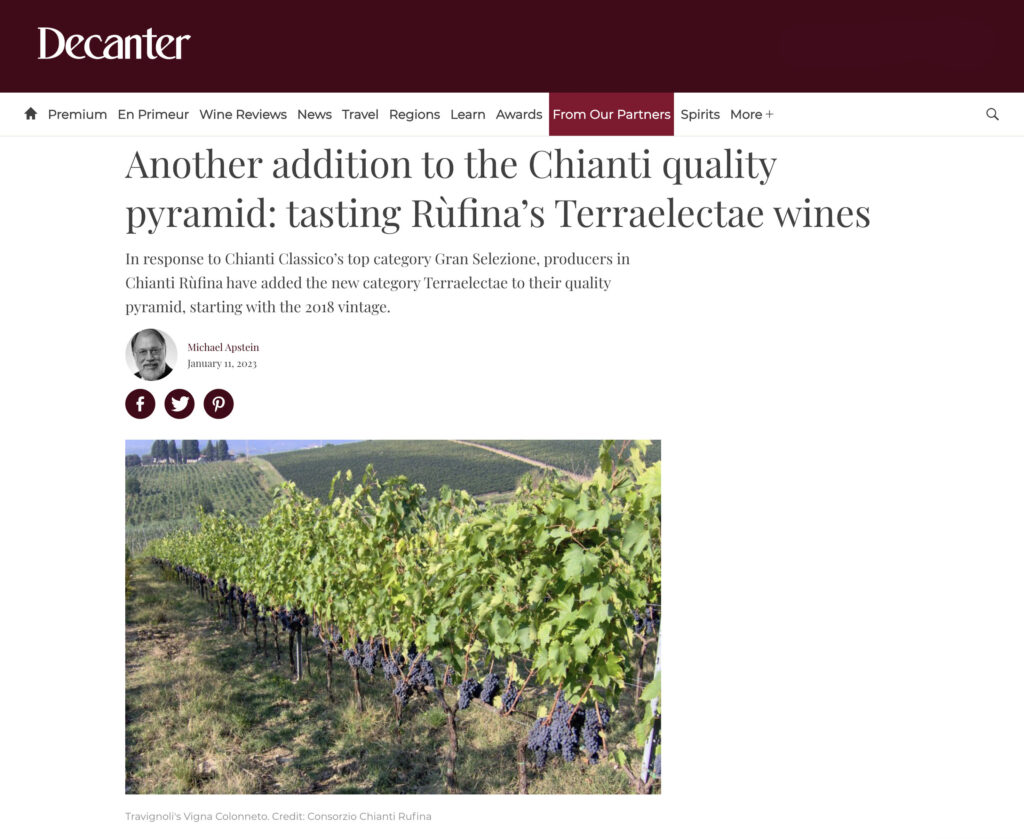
[129,328,174,380]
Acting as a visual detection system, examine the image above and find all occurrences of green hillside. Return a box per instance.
[265,440,534,500]
[125,459,277,553]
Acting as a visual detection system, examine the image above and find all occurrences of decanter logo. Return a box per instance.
[38,27,191,60]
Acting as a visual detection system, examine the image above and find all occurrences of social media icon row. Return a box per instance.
[126,388,234,419]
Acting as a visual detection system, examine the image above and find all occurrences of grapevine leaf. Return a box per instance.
[640,672,661,703]
[562,545,585,581]
[490,614,513,644]
[425,615,439,646]
[622,519,647,557]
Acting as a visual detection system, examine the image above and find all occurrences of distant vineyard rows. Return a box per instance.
[472,440,662,476]
[266,440,659,502]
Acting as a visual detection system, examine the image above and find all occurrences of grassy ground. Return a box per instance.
[244,456,287,493]
[126,559,656,795]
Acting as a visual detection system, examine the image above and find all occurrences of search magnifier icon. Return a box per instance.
[986,107,999,120]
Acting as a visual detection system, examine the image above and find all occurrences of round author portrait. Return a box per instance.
[128,328,175,381]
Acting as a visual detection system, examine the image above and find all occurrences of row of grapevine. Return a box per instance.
[146,440,661,793]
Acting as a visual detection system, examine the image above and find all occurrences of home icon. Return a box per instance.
[25,107,37,120]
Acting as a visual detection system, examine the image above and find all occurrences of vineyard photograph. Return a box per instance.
[125,440,661,795]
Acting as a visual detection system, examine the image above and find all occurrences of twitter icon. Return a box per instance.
[164,389,196,419]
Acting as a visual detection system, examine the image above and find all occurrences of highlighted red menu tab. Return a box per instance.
[549,93,674,136]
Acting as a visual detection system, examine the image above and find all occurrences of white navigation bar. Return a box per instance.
[3,93,1021,136]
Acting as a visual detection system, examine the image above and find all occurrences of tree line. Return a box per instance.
[125,440,231,467]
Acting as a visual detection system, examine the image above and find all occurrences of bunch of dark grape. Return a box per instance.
[277,609,291,630]
[359,639,380,676]
[246,593,260,621]
[442,668,453,687]
[528,696,585,769]
[218,577,228,596]
[407,656,435,691]
[626,602,659,635]
[456,678,481,710]
[393,680,411,708]
[479,673,502,705]
[581,703,611,764]
[501,680,519,713]
[549,696,581,763]
[311,623,321,640]
[385,647,430,699]
[341,648,360,667]
[633,607,657,637]
[527,718,552,769]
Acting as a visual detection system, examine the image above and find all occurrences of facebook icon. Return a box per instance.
[126,388,155,419]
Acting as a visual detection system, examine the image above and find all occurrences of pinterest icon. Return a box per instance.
[203,389,234,418]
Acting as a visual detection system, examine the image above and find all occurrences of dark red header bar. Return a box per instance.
[2,3,1020,92]
[549,94,674,136]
